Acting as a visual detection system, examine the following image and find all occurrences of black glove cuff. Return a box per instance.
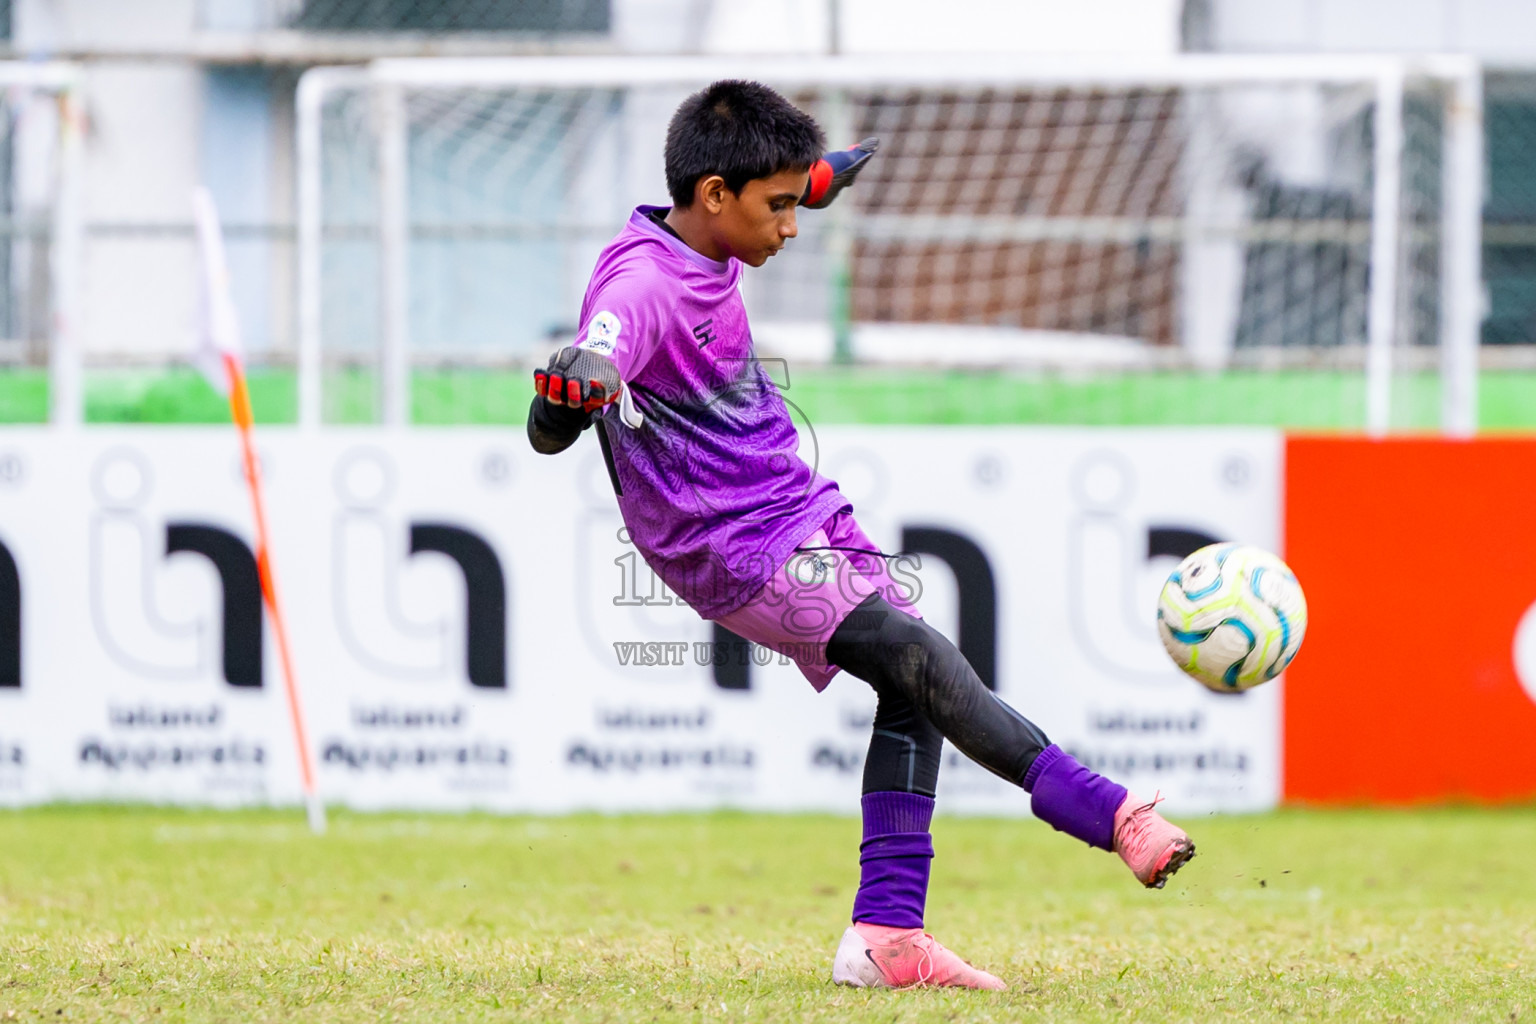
[536,394,591,433]
[527,396,591,454]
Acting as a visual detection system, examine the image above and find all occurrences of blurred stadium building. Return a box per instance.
[0,0,1529,430]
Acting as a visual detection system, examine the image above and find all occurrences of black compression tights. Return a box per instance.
[826,593,1053,797]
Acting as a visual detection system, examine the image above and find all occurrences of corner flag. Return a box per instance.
[193,187,325,834]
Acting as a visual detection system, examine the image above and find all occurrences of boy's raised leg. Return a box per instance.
[828,594,1195,888]
[1025,743,1196,888]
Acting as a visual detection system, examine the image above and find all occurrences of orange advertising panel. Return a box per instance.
[1284,437,1536,804]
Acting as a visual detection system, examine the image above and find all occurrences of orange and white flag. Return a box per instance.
[192,186,244,397]
[191,184,325,834]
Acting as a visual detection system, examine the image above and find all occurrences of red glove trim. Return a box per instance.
[804,158,834,206]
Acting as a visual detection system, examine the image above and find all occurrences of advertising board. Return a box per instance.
[0,426,1282,814]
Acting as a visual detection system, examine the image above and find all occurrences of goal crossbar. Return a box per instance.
[367,53,1447,90]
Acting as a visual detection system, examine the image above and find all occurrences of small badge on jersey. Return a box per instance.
[582,310,621,354]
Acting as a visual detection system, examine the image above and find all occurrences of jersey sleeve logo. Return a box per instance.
[581,310,622,354]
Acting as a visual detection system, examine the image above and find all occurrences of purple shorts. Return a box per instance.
[714,512,922,690]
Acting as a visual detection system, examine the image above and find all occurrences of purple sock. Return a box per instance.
[1023,744,1127,852]
[850,791,934,929]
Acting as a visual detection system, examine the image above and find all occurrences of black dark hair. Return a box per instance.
[664,80,825,207]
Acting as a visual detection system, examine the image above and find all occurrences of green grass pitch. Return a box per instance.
[1,806,1533,1022]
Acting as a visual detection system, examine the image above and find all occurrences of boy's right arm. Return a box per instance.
[801,138,879,209]
[526,345,623,455]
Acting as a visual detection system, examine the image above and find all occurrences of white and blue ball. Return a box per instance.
[1156,543,1307,693]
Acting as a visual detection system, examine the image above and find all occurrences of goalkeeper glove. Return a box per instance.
[801,137,880,209]
[528,346,623,454]
[534,345,623,415]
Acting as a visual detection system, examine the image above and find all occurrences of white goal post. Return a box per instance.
[0,62,86,426]
[294,53,1483,435]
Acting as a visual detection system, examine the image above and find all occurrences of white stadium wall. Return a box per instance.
[0,426,1282,816]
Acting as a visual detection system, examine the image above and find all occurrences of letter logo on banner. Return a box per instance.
[711,621,752,691]
[0,537,17,688]
[333,448,508,688]
[1512,600,1536,710]
[89,449,261,686]
[902,526,997,691]
[698,524,994,694]
[165,525,263,687]
[577,502,697,684]
[1068,451,1223,682]
[409,524,506,689]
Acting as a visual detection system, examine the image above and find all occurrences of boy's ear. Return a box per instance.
[696,174,728,214]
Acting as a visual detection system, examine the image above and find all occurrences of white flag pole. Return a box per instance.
[194,188,326,835]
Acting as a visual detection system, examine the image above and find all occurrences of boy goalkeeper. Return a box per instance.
[528,80,1195,991]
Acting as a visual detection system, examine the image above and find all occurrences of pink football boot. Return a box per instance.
[1114,792,1196,888]
[832,922,1006,990]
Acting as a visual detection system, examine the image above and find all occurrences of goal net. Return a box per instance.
[296,55,1481,432]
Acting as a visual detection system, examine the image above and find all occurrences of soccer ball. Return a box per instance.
[1156,543,1307,693]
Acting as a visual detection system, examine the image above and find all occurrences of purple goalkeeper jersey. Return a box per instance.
[574,206,849,619]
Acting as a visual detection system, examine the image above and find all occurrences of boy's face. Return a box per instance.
[701,167,809,267]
